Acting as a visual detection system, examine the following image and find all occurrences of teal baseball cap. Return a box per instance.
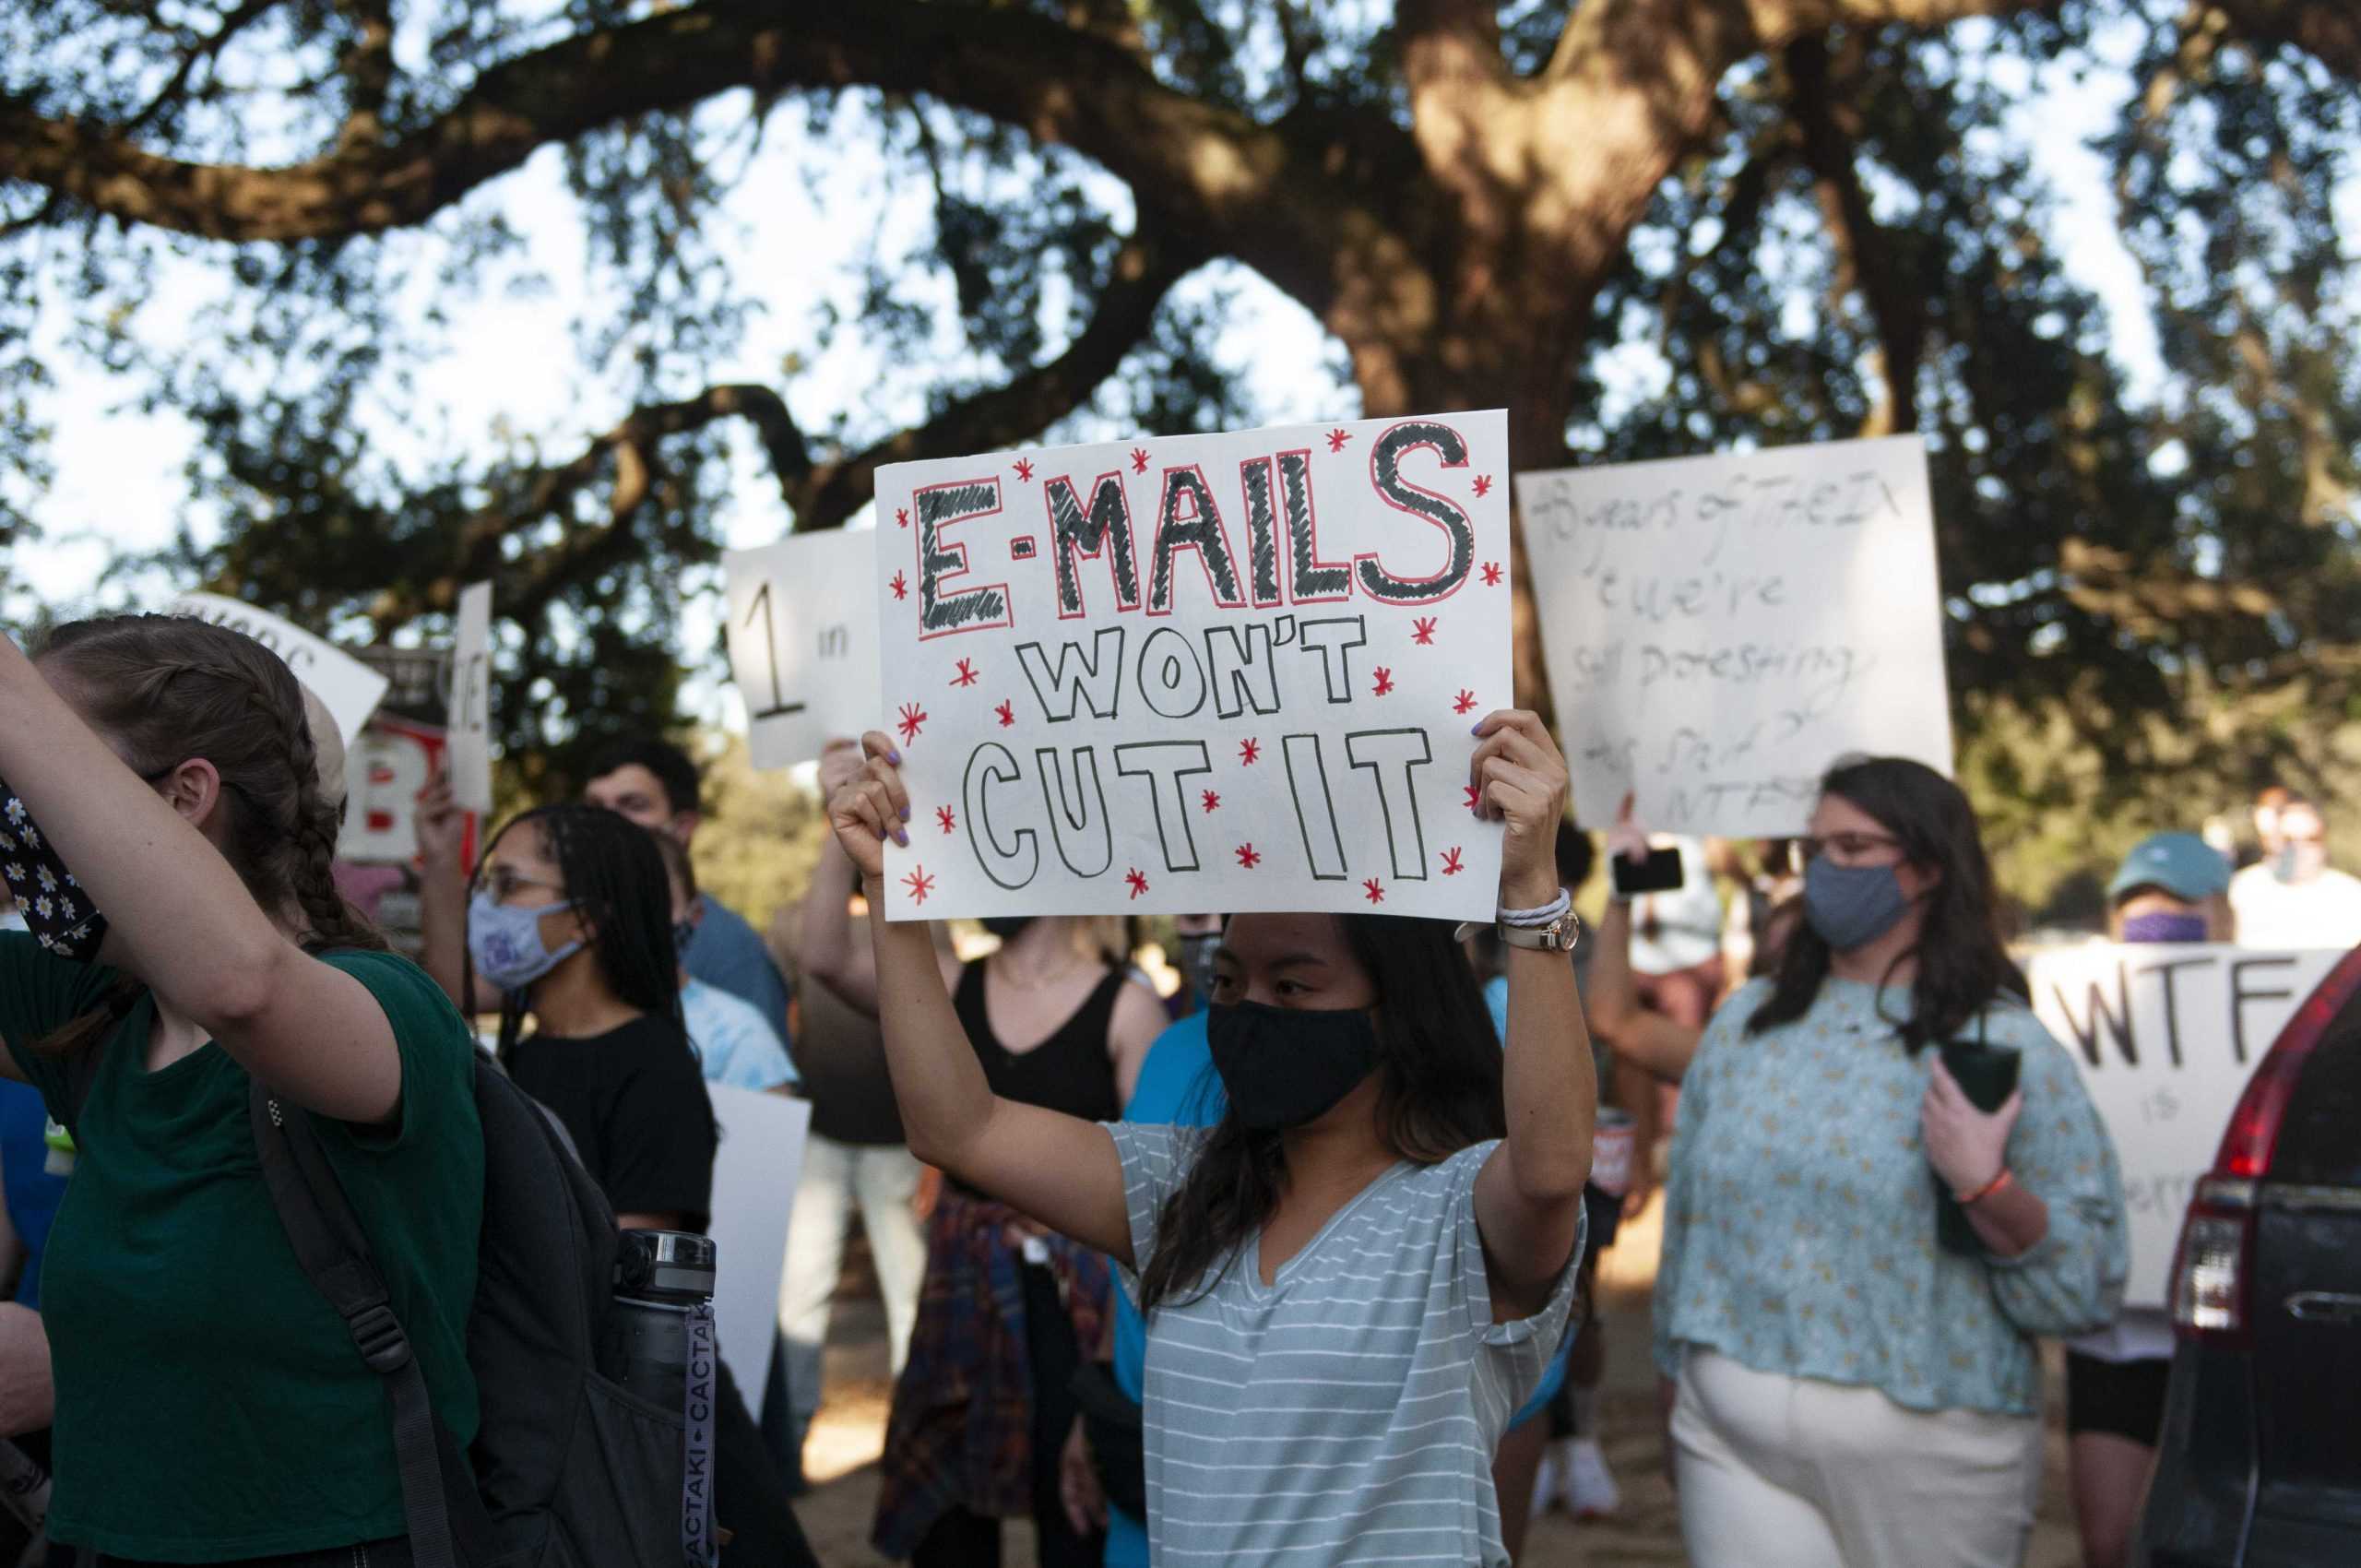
[2108,831,2231,904]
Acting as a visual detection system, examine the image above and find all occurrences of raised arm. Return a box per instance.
[0,634,400,1123]
[1470,712,1596,1320]
[413,769,495,1016]
[798,742,882,1014]
[831,732,1133,1262]
[1589,891,1704,1085]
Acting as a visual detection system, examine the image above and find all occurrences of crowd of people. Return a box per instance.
[0,609,2356,1566]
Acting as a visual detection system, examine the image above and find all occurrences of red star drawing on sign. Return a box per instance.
[994,699,1015,728]
[1130,446,1150,474]
[1480,561,1503,588]
[1473,474,1493,498]
[895,506,910,529]
[1372,667,1395,697]
[896,702,929,745]
[1412,617,1437,646]
[902,865,935,905]
[1239,737,1261,766]
[1465,783,1484,814]
[952,658,980,688]
[1201,790,1220,814]
[936,806,956,835]
[889,571,908,601]
[1362,878,1385,905]
[1235,843,1262,870]
[1441,847,1465,876]
[1124,868,1150,899]
[1014,457,1036,482]
[1453,689,1478,715]
[1326,427,1352,454]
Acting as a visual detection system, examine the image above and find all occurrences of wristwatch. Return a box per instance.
[1453,909,1584,953]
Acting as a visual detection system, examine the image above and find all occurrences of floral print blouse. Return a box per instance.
[1653,978,2129,1419]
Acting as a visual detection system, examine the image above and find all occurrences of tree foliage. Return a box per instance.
[4,1,2359,886]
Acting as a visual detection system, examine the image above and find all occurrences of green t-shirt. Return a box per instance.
[0,934,484,1561]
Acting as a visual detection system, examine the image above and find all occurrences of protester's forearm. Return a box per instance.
[800,840,875,1007]
[864,893,994,1170]
[1500,944,1596,1201]
[0,639,286,1025]
[417,854,474,1012]
[1588,898,1641,1036]
[1964,1175,2048,1259]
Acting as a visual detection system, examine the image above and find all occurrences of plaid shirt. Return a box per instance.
[872,1183,1113,1555]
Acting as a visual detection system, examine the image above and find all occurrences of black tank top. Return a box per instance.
[952,958,1126,1125]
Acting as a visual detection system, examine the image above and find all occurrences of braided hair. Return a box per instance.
[469,804,692,1068]
[33,613,387,1055]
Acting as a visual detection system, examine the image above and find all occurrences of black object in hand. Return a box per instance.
[1610,845,1685,897]
[1933,1039,2021,1256]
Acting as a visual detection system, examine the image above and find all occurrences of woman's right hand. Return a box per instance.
[826,731,911,884]
[1607,791,1651,884]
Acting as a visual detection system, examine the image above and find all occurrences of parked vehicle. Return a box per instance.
[2138,945,2361,1566]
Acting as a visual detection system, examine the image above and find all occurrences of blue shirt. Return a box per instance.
[681,979,798,1093]
[0,1079,65,1309]
[1654,978,2129,1418]
[1108,1015,1220,1568]
[681,895,792,1050]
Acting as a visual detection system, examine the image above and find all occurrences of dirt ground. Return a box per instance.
[788,1194,2088,1566]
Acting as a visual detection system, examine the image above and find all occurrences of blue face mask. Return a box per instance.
[1803,857,1913,953]
[2121,910,2208,944]
[468,888,583,995]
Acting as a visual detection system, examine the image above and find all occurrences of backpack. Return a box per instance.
[63,1051,712,1568]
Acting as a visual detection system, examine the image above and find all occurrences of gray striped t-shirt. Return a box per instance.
[1107,1123,1584,1567]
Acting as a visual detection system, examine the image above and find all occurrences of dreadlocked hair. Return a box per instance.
[469,805,693,1070]
[31,613,386,1057]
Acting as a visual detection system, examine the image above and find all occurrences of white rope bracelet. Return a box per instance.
[1498,888,1572,929]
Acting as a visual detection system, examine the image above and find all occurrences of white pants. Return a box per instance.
[777,1133,928,1442]
[1674,1349,2042,1568]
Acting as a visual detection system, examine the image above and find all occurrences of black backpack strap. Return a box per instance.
[245,1080,460,1568]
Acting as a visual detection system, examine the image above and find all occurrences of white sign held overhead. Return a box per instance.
[722,529,883,771]
[445,582,495,814]
[2029,943,2345,1307]
[872,411,1513,922]
[1514,435,1952,837]
[167,592,390,748]
[705,1084,813,1417]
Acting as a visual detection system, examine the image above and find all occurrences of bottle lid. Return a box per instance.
[615,1228,717,1300]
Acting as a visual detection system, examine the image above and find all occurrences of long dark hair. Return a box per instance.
[1134,913,1505,1313]
[1748,755,2023,1051]
[34,614,386,1055]
[469,804,689,1063]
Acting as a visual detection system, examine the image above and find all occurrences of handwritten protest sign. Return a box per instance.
[445,581,494,814]
[872,412,1512,921]
[706,1084,812,1416]
[1514,436,1951,837]
[722,529,883,769]
[2031,943,2343,1306]
[168,591,389,747]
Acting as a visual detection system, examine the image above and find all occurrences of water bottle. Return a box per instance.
[602,1229,718,1408]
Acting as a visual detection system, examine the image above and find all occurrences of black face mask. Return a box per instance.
[980,916,1036,941]
[0,778,107,962]
[1206,1000,1382,1132]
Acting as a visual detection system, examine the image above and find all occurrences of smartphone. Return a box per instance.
[1610,846,1685,898]
[1934,1040,2023,1255]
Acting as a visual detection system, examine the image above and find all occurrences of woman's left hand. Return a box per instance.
[1920,1057,2023,1196]
[1472,710,1571,909]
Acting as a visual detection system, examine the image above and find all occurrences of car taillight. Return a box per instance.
[2170,947,2361,1344]
[2170,1182,2256,1338]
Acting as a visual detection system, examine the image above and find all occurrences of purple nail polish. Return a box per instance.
[895,829,910,848]
[898,807,911,823]
[1471,723,1485,736]
[887,750,903,766]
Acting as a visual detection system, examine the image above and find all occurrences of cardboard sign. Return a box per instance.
[2029,943,2344,1307]
[722,529,883,770]
[1514,436,1952,836]
[168,591,390,747]
[872,412,1513,921]
[706,1084,813,1417]
[445,582,494,814]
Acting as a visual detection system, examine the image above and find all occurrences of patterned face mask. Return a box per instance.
[0,780,108,962]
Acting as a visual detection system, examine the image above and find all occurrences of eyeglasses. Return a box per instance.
[475,867,567,904]
[1800,831,1904,865]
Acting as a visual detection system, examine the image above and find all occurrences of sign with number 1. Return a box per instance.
[722,529,884,769]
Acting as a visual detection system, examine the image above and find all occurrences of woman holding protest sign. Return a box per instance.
[0,612,484,1564]
[829,708,1593,1568]
[1655,754,2129,1568]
